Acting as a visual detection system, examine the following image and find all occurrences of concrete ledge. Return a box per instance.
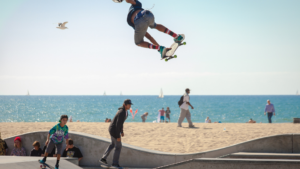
[4,131,300,168]
[156,158,300,169]
[222,152,300,159]
[0,156,81,169]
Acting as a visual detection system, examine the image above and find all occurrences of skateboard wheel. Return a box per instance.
[183,42,186,45]
[174,55,177,58]
[165,59,168,62]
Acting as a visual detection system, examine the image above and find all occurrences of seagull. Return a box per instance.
[56,22,68,30]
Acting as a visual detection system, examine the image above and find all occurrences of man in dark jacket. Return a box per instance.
[100,99,132,168]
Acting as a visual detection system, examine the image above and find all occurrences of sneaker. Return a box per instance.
[177,125,182,127]
[112,164,122,169]
[174,34,185,43]
[189,125,195,128]
[159,46,167,59]
[39,160,46,164]
[99,158,107,165]
[55,165,59,169]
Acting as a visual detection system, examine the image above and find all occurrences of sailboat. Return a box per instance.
[158,88,164,98]
[120,91,122,96]
[103,91,106,96]
[297,90,299,96]
[27,90,30,96]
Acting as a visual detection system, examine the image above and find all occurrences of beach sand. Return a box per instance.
[1,122,299,153]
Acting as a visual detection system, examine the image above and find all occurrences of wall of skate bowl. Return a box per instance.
[4,132,300,168]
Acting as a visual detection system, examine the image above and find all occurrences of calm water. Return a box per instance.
[0,96,299,123]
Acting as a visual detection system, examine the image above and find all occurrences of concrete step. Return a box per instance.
[221,152,300,159]
[155,158,300,169]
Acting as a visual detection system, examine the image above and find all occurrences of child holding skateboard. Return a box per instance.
[124,0,185,58]
[39,115,69,169]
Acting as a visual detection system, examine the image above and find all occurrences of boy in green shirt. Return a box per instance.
[39,115,69,169]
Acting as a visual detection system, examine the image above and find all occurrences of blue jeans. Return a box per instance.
[267,112,273,123]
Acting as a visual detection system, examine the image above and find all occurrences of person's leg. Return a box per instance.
[186,109,194,127]
[112,137,122,166]
[177,109,186,127]
[41,140,55,163]
[102,136,116,160]
[134,11,169,58]
[55,143,63,168]
[268,113,273,123]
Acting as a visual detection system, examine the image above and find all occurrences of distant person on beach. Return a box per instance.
[105,118,108,122]
[247,118,256,123]
[99,99,132,168]
[0,133,8,155]
[62,138,83,161]
[30,141,43,156]
[205,117,211,123]
[158,108,165,122]
[69,116,73,122]
[39,115,69,169]
[178,88,195,128]
[11,137,26,156]
[264,100,275,123]
[141,112,148,122]
[165,107,171,122]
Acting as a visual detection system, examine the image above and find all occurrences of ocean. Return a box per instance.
[0,95,299,123]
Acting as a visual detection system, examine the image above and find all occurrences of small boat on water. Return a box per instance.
[158,88,164,98]
[27,90,30,96]
[297,90,299,96]
[103,91,106,96]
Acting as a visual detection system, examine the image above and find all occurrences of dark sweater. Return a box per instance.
[30,148,43,156]
[109,106,128,139]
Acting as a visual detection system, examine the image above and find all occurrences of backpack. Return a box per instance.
[178,95,184,107]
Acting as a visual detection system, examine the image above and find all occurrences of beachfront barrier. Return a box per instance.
[3,132,300,168]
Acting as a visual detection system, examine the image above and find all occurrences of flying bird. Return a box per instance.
[56,22,68,30]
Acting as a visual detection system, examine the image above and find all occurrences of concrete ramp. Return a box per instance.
[155,158,300,169]
[0,156,82,169]
[222,152,300,159]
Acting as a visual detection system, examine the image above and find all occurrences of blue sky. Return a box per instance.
[0,0,299,95]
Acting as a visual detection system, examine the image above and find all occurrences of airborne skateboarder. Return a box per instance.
[123,0,185,59]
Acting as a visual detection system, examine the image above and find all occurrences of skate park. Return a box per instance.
[1,131,300,169]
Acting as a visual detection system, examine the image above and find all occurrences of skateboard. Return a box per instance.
[112,0,123,3]
[38,160,54,169]
[161,38,186,62]
[100,164,128,169]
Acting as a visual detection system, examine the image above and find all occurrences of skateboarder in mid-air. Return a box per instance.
[124,0,185,59]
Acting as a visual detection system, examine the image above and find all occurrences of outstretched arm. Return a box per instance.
[145,32,159,46]
[126,0,136,5]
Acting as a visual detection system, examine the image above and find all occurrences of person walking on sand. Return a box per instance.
[178,88,194,128]
[264,100,275,123]
[39,115,69,169]
[99,99,132,168]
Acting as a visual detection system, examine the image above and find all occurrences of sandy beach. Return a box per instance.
[1,122,299,153]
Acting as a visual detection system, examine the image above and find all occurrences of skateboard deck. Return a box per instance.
[38,160,54,169]
[101,164,128,169]
[161,38,186,62]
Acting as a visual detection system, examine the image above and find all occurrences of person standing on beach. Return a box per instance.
[99,99,132,168]
[39,115,69,169]
[141,112,148,122]
[158,108,165,122]
[264,100,275,123]
[178,88,195,128]
[165,107,171,122]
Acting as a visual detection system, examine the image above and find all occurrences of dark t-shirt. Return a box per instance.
[30,148,43,156]
[127,0,144,29]
[42,145,55,157]
[62,146,83,158]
